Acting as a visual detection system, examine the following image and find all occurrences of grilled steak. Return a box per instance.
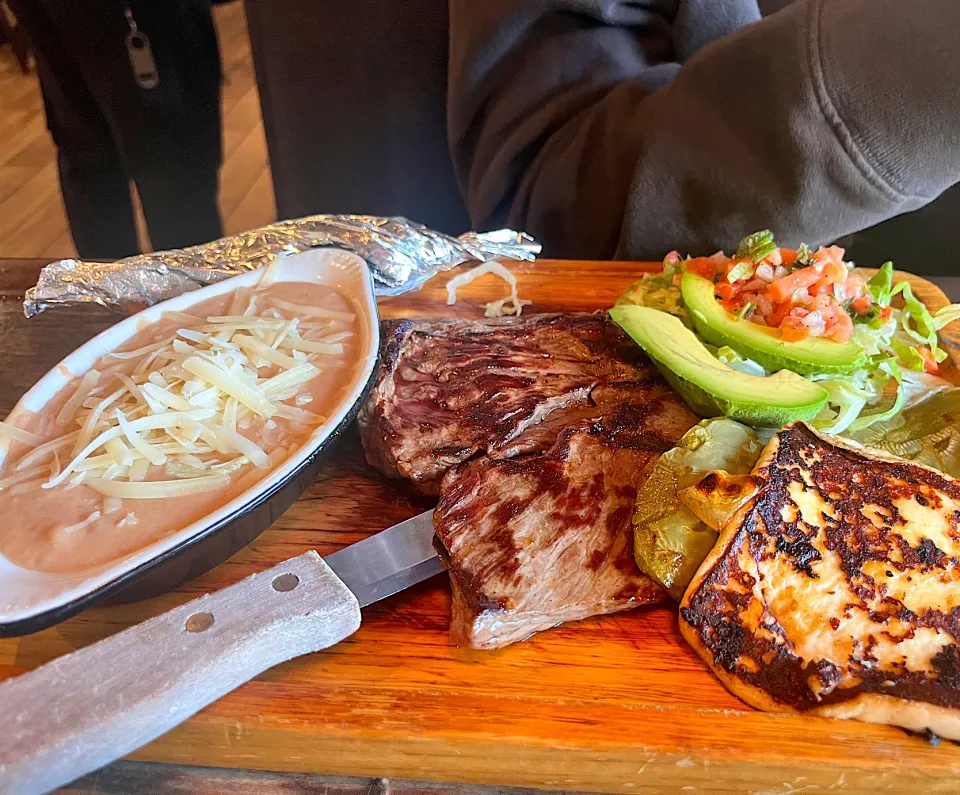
[358,311,700,648]
[357,313,661,494]
[681,423,960,740]
[436,393,697,649]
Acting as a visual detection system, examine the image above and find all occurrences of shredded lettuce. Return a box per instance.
[847,359,907,432]
[898,368,954,409]
[726,262,755,283]
[933,303,960,331]
[893,281,939,347]
[890,338,927,372]
[850,312,897,357]
[715,346,767,377]
[813,368,883,434]
[736,230,777,263]
[814,379,873,434]
[867,261,895,306]
[615,256,689,325]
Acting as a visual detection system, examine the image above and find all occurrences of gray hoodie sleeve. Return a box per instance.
[448,0,960,260]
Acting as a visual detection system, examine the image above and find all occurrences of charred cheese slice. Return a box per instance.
[680,422,960,740]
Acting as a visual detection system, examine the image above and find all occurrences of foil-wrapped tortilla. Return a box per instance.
[23,215,540,317]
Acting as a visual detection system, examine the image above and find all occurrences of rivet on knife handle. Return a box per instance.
[0,551,361,795]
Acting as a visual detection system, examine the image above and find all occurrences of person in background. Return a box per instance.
[448,0,960,275]
[8,0,224,259]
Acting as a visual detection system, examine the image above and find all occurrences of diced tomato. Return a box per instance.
[809,280,833,296]
[824,309,853,343]
[767,266,821,303]
[821,260,847,285]
[779,248,798,268]
[850,295,873,315]
[715,280,743,302]
[685,256,723,280]
[810,246,848,284]
[788,306,810,319]
[768,301,794,327]
[780,316,811,341]
[879,306,893,322]
[720,299,739,313]
[812,245,845,266]
[918,346,940,375]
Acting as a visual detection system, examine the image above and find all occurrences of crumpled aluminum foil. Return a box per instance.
[23,215,540,317]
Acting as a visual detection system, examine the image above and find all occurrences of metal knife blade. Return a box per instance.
[324,509,444,607]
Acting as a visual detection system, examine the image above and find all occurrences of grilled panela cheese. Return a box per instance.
[680,422,960,739]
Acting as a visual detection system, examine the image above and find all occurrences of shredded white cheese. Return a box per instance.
[86,474,231,499]
[0,465,49,492]
[0,282,347,516]
[62,510,102,535]
[263,297,355,322]
[55,370,101,426]
[182,357,276,418]
[0,421,46,447]
[445,261,532,318]
[257,257,283,289]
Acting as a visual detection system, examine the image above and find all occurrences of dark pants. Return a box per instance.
[10,0,224,259]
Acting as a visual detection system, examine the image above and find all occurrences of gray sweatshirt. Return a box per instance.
[448,0,960,274]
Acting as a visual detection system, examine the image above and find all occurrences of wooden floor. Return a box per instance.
[0,3,276,260]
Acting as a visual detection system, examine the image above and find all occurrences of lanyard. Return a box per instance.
[124,5,159,89]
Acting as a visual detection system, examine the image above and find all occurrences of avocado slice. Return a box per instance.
[680,272,866,375]
[609,304,828,427]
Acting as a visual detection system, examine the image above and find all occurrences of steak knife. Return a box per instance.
[0,510,442,795]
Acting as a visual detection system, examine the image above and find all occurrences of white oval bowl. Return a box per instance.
[0,248,379,635]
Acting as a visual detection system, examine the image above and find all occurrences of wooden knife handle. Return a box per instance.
[0,551,361,795]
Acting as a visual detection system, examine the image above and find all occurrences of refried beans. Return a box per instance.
[0,278,366,574]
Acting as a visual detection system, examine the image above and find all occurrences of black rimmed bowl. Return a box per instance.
[0,248,380,636]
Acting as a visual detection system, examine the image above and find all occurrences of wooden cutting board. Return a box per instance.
[2,258,960,794]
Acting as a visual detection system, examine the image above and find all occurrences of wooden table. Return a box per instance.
[3,257,960,795]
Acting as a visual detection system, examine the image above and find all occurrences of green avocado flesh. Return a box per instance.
[680,272,866,376]
[609,304,828,427]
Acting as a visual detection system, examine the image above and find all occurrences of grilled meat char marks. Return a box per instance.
[437,395,696,649]
[357,313,658,494]
[681,423,960,726]
[358,312,700,648]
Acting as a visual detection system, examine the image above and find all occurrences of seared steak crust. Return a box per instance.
[436,393,697,649]
[357,313,658,494]
[680,423,960,738]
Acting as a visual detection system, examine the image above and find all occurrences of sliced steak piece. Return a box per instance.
[435,393,698,649]
[357,313,660,494]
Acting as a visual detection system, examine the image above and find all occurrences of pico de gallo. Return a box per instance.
[670,232,924,355]
[616,230,960,434]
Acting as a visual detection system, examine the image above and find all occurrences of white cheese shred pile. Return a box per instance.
[445,261,532,318]
[0,279,353,514]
